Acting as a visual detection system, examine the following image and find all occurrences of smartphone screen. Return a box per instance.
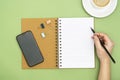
[16,31,44,67]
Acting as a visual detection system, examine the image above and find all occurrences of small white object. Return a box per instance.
[82,0,118,18]
[46,20,51,24]
[41,32,46,38]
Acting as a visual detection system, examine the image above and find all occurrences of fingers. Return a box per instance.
[92,34,102,49]
[95,33,111,43]
[92,33,114,51]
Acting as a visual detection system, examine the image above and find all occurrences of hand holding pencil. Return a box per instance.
[92,32,115,63]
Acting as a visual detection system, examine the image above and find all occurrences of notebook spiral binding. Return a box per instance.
[55,19,58,67]
[58,19,62,67]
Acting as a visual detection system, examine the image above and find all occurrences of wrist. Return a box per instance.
[100,59,110,64]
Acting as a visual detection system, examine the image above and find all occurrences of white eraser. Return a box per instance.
[41,32,46,38]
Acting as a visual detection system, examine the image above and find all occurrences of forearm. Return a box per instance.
[98,60,111,80]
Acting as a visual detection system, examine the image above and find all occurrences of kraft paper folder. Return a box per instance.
[21,18,95,69]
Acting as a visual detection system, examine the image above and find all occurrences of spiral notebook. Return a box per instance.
[22,18,95,69]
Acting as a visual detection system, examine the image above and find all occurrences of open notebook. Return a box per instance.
[21,18,94,69]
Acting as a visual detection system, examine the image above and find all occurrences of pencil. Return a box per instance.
[90,28,116,63]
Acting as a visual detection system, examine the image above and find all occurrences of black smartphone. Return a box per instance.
[16,31,44,67]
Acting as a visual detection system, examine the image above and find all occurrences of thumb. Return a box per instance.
[93,35,102,49]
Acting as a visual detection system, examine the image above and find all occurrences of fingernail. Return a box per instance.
[91,36,94,39]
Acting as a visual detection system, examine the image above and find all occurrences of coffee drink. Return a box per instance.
[93,0,110,7]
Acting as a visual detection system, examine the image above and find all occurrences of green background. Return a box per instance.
[0,0,120,80]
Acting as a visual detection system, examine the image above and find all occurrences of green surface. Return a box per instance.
[0,0,120,80]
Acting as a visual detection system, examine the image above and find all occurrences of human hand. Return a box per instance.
[92,33,114,63]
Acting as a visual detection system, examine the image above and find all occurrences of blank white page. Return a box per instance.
[58,18,94,68]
